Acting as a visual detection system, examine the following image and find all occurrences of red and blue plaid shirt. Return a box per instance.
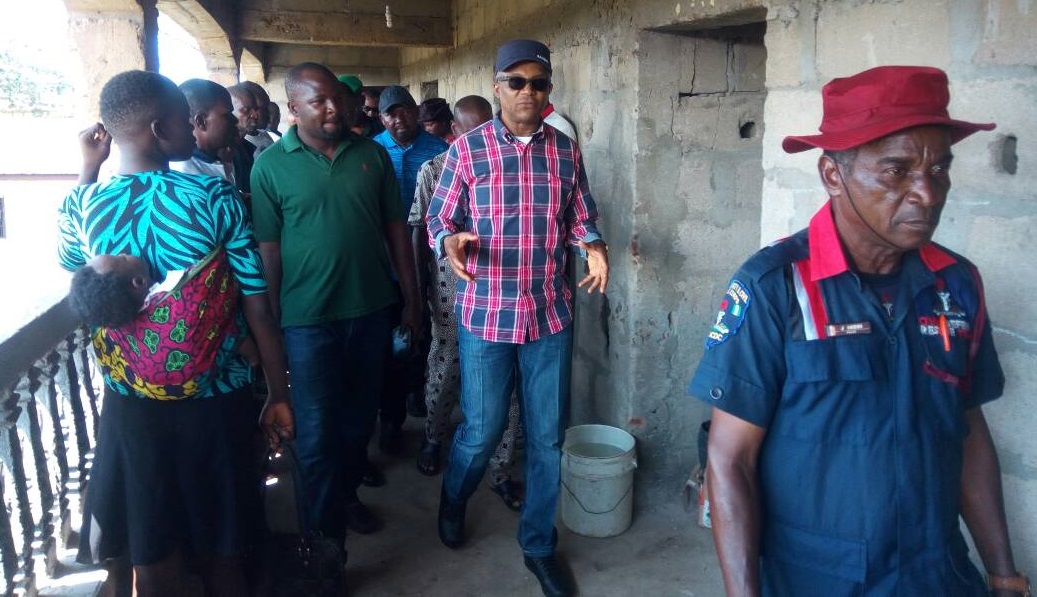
[426,116,602,344]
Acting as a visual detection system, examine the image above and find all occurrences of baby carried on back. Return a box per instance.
[69,247,257,400]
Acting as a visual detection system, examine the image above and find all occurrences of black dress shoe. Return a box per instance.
[437,489,466,549]
[523,555,575,597]
[361,462,386,487]
[406,392,428,417]
[378,420,403,455]
[344,499,380,534]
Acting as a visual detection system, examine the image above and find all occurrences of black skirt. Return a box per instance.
[78,384,257,566]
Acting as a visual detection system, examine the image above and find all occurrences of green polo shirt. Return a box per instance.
[251,126,403,327]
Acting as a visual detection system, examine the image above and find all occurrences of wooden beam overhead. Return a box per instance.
[238,9,452,47]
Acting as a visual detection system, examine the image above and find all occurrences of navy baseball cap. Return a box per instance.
[495,39,552,74]
[379,85,417,113]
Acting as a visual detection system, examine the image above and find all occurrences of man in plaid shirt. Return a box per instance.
[426,39,609,597]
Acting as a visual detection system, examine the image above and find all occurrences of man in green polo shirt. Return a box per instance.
[251,62,422,541]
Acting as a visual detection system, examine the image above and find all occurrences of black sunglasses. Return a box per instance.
[495,76,552,92]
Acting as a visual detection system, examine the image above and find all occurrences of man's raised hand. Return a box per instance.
[444,232,479,282]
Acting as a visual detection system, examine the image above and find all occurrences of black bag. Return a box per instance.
[258,444,346,597]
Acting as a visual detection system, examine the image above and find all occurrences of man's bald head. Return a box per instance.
[227,84,259,135]
[452,95,493,136]
[285,63,339,102]
[226,84,253,105]
[239,81,271,128]
[240,81,269,103]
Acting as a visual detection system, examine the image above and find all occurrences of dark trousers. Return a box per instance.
[282,308,392,538]
[379,289,428,430]
[380,300,408,429]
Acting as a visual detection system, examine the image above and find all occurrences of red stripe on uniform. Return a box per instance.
[795,259,830,339]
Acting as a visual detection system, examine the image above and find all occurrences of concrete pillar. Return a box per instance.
[64,0,159,120]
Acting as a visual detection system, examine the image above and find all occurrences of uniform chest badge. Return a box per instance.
[918,284,971,347]
[705,280,751,350]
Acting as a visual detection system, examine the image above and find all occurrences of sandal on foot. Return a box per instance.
[417,440,441,476]
[490,479,524,512]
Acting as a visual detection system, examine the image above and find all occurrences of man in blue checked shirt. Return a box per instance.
[373,85,449,449]
[426,39,609,597]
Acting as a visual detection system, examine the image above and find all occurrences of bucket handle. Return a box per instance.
[560,479,633,515]
[563,455,638,478]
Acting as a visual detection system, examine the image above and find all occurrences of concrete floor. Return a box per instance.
[38,417,726,597]
[343,418,725,597]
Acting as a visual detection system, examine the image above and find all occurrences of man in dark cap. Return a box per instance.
[410,95,524,514]
[427,39,609,597]
[418,97,454,144]
[374,85,449,452]
[690,66,1028,596]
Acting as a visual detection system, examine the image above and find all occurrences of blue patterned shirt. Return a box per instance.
[374,128,448,210]
[57,170,267,397]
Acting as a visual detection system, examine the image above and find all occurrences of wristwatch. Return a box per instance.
[989,574,1032,596]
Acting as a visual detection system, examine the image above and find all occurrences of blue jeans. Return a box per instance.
[443,324,572,557]
[283,308,392,538]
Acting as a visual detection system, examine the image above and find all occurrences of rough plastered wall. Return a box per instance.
[66,6,154,120]
[762,0,1037,574]
[399,0,773,506]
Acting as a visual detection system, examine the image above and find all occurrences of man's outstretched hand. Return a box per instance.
[443,232,478,282]
[577,240,609,294]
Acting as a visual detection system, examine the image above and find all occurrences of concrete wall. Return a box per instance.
[65,0,156,120]
[400,0,1037,573]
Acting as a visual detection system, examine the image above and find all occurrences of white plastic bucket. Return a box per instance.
[560,424,637,537]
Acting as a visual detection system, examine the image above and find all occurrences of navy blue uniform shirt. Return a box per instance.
[689,202,1005,596]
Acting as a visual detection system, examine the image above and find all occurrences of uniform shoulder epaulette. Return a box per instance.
[738,229,809,281]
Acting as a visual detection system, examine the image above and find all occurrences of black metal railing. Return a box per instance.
[0,299,98,596]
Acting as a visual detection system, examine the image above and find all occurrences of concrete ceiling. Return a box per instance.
[238,3,453,47]
[64,0,452,84]
[159,0,453,81]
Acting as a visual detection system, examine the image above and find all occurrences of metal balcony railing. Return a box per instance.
[0,299,99,596]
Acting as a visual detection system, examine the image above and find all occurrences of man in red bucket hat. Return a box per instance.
[690,66,1030,596]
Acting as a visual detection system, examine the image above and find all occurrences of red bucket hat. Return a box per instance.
[782,66,995,153]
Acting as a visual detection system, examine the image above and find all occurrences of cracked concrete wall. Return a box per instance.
[400,0,1036,571]
[762,0,1037,574]
[631,25,768,502]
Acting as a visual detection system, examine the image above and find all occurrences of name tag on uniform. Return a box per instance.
[825,321,872,337]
